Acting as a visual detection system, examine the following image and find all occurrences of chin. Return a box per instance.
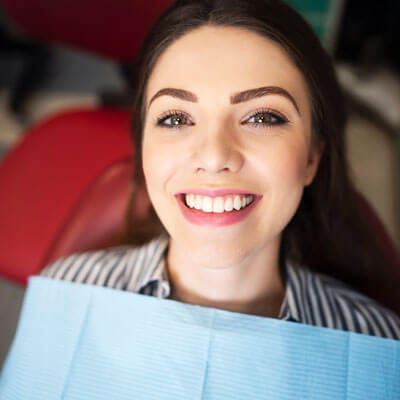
[179,234,260,267]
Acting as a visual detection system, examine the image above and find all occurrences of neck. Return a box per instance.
[166,237,286,319]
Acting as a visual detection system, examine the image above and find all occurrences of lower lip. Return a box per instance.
[176,195,261,227]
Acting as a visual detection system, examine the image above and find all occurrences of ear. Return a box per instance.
[304,140,325,187]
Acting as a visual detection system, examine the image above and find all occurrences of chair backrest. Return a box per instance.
[0,108,134,284]
[1,0,174,61]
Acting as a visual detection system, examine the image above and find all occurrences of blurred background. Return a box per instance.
[0,0,399,366]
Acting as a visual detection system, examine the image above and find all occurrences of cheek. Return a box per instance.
[252,142,309,237]
[281,150,308,184]
[142,135,176,202]
[261,142,309,209]
[263,140,308,184]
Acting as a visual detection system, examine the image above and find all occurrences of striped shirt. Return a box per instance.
[40,234,400,340]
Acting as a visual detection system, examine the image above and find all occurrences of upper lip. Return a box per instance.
[176,188,261,198]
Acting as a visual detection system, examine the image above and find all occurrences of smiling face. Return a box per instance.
[142,25,322,267]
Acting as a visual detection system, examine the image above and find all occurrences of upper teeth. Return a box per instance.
[184,194,254,213]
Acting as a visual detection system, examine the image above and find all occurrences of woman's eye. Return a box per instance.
[157,112,192,128]
[245,111,287,127]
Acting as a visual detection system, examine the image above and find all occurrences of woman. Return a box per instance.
[41,0,400,339]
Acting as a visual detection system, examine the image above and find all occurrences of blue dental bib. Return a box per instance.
[1,277,399,399]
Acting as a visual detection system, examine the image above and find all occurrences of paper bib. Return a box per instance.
[1,277,399,399]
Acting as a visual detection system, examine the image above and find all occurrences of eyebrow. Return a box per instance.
[148,88,198,108]
[148,85,301,115]
[230,86,300,115]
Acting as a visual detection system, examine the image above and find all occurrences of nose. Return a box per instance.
[192,125,244,174]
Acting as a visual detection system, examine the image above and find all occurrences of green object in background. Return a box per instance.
[284,0,346,51]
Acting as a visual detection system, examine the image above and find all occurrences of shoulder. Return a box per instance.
[39,235,169,292]
[301,267,400,340]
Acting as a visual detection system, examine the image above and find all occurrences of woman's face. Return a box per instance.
[142,26,322,266]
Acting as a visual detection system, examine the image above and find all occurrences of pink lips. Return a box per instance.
[176,191,261,227]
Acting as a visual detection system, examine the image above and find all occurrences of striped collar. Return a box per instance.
[137,235,303,323]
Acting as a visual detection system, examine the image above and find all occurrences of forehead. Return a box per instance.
[146,25,310,112]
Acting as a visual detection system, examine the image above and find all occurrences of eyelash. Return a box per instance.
[155,109,193,130]
[242,108,289,129]
[154,108,289,130]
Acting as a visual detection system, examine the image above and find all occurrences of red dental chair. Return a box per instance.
[0,108,135,284]
[1,0,174,62]
[0,0,176,283]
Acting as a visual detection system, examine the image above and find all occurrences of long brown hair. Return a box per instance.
[125,0,400,313]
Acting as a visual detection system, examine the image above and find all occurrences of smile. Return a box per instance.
[175,190,261,227]
[184,193,255,213]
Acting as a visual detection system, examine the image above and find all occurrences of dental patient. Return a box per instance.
[41,0,400,339]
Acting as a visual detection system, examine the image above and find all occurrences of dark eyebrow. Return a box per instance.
[148,88,198,109]
[148,85,300,115]
[230,86,301,115]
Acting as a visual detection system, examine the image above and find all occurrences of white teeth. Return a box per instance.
[194,195,202,210]
[184,194,255,213]
[202,196,213,212]
[212,197,224,213]
[233,195,242,210]
[224,197,233,211]
[185,194,193,208]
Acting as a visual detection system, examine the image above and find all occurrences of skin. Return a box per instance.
[142,26,323,318]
